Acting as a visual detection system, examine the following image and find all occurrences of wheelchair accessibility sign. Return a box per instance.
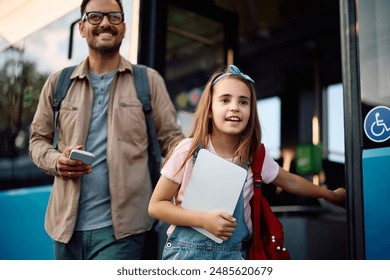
[364,106,390,143]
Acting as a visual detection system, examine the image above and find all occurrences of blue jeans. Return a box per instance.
[162,191,251,260]
[54,226,145,260]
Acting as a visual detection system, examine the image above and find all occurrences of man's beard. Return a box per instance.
[94,41,121,54]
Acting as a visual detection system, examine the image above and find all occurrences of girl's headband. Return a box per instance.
[212,65,255,85]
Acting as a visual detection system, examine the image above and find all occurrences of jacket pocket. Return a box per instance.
[57,102,80,147]
[114,97,147,143]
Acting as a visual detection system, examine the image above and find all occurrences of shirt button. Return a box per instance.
[166,242,172,248]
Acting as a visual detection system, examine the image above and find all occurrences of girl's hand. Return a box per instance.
[327,187,347,207]
[201,211,237,240]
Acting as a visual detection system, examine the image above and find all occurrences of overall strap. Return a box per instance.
[192,144,204,164]
[52,65,76,148]
[133,64,162,187]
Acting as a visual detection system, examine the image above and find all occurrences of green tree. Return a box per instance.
[0,48,48,157]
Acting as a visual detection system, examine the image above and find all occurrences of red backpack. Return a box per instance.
[248,144,291,260]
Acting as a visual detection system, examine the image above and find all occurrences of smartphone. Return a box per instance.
[69,149,95,165]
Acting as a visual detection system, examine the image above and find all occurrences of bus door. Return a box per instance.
[341,0,390,259]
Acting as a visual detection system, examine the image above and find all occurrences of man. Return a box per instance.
[29,0,183,259]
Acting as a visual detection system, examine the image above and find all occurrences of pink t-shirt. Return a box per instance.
[161,138,280,235]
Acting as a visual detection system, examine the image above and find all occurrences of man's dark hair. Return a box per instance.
[80,0,124,16]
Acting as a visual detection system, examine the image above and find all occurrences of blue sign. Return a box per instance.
[363,106,390,143]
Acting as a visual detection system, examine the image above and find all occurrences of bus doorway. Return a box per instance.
[139,0,347,259]
[341,0,390,260]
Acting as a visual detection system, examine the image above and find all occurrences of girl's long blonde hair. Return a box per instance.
[164,65,262,172]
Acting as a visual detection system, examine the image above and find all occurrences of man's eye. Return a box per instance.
[110,14,121,20]
[90,14,102,20]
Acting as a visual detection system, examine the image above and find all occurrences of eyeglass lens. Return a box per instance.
[84,12,123,25]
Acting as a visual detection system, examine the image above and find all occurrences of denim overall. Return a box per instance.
[162,189,251,260]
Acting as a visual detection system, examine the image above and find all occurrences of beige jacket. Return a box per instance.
[29,57,183,243]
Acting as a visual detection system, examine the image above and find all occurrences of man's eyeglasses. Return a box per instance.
[81,11,124,25]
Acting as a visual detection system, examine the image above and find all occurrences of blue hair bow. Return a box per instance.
[212,65,255,85]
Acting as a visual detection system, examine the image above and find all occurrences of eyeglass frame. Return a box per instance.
[81,11,125,25]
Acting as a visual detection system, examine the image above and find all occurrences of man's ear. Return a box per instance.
[122,24,126,39]
[79,21,85,38]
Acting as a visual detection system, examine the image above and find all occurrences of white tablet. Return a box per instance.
[181,149,248,243]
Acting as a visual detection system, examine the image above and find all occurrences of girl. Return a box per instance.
[148,65,346,260]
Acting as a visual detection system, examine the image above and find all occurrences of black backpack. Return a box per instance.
[51,65,162,187]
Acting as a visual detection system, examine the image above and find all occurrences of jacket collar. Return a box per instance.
[70,55,133,79]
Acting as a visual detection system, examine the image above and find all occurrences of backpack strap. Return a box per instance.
[249,143,290,260]
[52,66,76,148]
[132,64,162,187]
[250,144,266,240]
[252,144,265,188]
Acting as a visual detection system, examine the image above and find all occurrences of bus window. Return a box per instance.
[257,96,281,159]
[326,83,345,163]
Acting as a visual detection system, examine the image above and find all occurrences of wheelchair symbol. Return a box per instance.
[364,106,390,143]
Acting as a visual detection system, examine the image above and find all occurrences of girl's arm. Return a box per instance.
[148,176,237,240]
[271,167,346,207]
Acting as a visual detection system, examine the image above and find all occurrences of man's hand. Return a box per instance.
[56,145,92,180]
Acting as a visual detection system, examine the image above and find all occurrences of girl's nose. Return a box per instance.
[230,102,239,112]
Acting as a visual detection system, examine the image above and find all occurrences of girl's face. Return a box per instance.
[210,77,251,138]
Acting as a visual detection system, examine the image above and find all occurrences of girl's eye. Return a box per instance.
[220,98,229,103]
[240,99,249,105]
